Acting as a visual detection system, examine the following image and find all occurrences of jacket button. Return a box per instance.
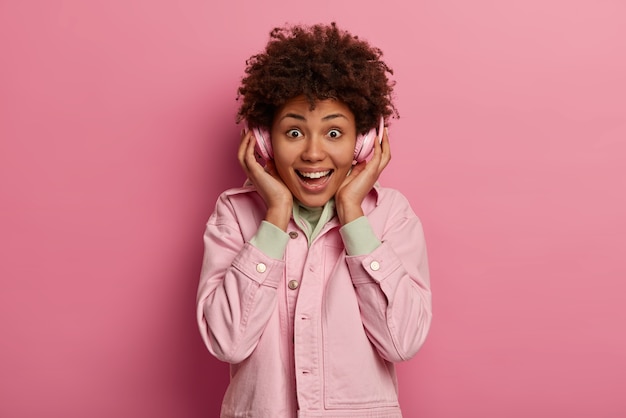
[370,261,380,271]
[289,231,298,239]
[256,263,267,273]
[288,280,299,290]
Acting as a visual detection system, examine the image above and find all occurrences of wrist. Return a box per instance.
[336,202,364,225]
[265,204,292,231]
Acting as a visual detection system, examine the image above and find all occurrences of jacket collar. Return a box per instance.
[229,181,381,215]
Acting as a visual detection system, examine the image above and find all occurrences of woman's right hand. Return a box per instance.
[238,129,293,230]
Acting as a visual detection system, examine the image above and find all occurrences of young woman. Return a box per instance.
[197,22,432,418]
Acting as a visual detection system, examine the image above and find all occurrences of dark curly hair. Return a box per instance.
[236,22,398,134]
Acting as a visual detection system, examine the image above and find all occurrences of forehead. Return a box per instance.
[275,95,355,121]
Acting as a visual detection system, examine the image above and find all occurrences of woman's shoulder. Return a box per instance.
[215,185,264,209]
[371,184,420,219]
[218,185,257,199]
[372,184,411,205]
[209,185,266,224]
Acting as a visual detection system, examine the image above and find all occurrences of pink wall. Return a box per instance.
[1,0,625,417]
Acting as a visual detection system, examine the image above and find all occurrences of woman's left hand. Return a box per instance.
[335,127,391,225]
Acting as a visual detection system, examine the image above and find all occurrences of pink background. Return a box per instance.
[1,0,625,417]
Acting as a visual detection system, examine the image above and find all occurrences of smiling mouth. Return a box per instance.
[296,170,333,187]
[297,170,332,179]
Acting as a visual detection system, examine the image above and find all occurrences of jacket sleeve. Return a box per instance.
[196,193,284,364]
[343,191,432,363]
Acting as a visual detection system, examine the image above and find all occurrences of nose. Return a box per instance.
[301,136,326,162]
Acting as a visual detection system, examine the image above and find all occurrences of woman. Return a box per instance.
[197,22,432,418]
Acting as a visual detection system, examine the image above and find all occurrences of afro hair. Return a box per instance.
[236,22,398,134]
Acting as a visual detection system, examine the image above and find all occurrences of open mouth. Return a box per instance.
[296,169,333,187]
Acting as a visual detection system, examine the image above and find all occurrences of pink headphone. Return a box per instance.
[249,116,385,165]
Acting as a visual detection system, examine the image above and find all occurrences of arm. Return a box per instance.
[196,196,287,364]
[196,129,292,364]
[336,129,431,362]
[342,196,432,362]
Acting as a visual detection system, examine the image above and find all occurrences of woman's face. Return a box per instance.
[271,96,356,208]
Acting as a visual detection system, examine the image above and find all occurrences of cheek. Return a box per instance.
[273,159,289,178]
[335,144,356,167]
[272,153,295,183]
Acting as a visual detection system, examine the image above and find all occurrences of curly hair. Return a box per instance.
[236,22,398,134]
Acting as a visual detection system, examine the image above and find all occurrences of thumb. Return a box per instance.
[348,162,366,177]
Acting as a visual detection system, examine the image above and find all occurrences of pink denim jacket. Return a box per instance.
[197,185,432,418]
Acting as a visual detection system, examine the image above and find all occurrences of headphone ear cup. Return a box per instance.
[353,117,385,163]
[253,127,273,162]
[353,132,368,163]
[353,128,377,163]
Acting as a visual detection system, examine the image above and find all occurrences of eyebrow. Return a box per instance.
[278,113,349,122]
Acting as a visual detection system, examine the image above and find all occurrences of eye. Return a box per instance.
[286,129,302,138]
[327,129,342,139]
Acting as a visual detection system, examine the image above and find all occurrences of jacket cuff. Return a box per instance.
[345,241,401,285]
[339,216,381,256]
[232,243,284,288]
[249,220,289,259]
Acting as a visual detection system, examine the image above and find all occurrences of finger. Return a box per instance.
[362,130,382,168]
[244,132,262,172]
[377,127,391,172]
[340,162,364,190]
[237,130,250,170]
[364,132,385,174]
[238,130,258,173]
[346,162,366,179]
[237,129,249,169]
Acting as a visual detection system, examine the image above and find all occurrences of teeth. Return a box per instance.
[299,170,331,179]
